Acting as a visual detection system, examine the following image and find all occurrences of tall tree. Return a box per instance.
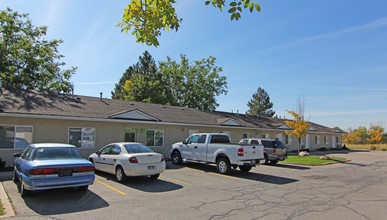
[354,126,368,144]
[246,87,275,117]
[112,52,228,110]
[111,51,166,103]
[158,55,227,111]
[368,124,384,150]
[0,8,76,93]
[118,0,261,47]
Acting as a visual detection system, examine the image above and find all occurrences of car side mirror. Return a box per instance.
[13,153,21,157]
[96,150,101,155]
[183,140,187,145]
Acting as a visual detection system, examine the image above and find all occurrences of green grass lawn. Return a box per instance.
[283,155,347,165]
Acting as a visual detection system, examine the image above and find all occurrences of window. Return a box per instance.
[20,146,33,160]
[210,135,230,144]
[240,139,249,144]
[284,134,292,145]
[324,136,328,144]
[146,130,164,147]
[69,128,95,148]
[187,135,199,144]
[243,133,252,139]
[100,145,113,155]
[124,128,137,142]
[0,125,32,149]
[198,135,207,143]
[315,136,320,144]
[110,145,121,155]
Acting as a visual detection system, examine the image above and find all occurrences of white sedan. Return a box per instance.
[88,143,165,182]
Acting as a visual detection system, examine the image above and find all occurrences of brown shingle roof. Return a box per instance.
[0,88,339,133]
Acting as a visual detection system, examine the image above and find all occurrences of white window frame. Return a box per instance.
[68,127,96,148]
[145,129,164,147]
[0,124,33,149]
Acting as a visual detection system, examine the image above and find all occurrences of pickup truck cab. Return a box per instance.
[171,133,264,174]
[239,138,287,165]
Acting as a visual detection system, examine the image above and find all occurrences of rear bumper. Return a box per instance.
[123,161,166,176]
[235,159,263,166]
[21,172,95,191]
[267,154,287,161]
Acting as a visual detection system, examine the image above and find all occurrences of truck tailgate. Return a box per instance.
[241,145,264,160]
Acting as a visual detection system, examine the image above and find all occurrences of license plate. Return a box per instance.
[58,169,73,177]
[148,166,155,170]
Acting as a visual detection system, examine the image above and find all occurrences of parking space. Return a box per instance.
[2,151,387,219]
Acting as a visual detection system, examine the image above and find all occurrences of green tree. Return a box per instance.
[0,8,76,93]
[112,51,167,103]
[118,0,261,47]
[158,55,227,111]
[246,87,275,117]
[112,52,228,111]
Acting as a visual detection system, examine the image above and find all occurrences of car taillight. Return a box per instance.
[129,157,138,163]
[273,149,276,153]
[76,166,94,172]
[29,166,94,175]
[238,148,244,156]
[161,155,165,162]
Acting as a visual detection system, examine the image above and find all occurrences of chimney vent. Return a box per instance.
[100,92,103,101]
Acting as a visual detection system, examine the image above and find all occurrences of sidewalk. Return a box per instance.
[0,172,15,218]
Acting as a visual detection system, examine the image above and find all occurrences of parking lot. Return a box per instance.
[1,150,387,220]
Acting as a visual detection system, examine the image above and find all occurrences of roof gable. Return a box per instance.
[309,126,318,131]
[109,109,159,121]
[218,118,245,127]
[278,124,291,130]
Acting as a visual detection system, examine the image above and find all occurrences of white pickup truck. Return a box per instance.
[170,133,264,174]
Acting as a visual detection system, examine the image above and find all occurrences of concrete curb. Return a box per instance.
[0,181,15,218]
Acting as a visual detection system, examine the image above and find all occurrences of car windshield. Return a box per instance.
[34,147,83,160]
[273,140,286,149]
[123,144,153,154]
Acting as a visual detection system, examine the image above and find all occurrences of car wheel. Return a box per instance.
[13,171,19,183]
[239,165,252,172]
[116,166,127,183]
[171,150,182,165]
[216,157,231,174]
[263,154,269,165]
[150,174,160,180]
[78,185,89,191]
[20,178,29,197]
[270,160,279,165]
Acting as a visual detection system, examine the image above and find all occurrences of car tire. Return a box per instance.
[78,185,89,191]
[263,154,269,165]
[116,166,127,183]
[171,150,182,165]
[239,165,252,172]
[20,178,29,197]
[270,160,279,165]
[150,174,160,180]
[216,157,231,174]
[13,171,19,183]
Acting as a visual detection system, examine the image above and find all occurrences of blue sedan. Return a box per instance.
[13,143,95,197]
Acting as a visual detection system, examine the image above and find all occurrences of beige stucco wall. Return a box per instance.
[0,116,341,167]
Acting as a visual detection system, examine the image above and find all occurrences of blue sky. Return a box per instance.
[2,0,387,131]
